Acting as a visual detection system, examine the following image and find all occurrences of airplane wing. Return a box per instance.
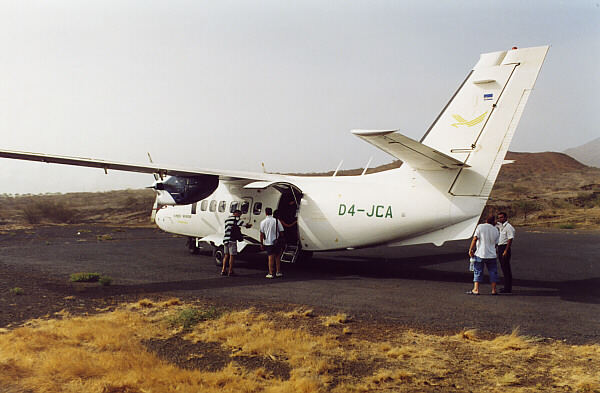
[0,149,278,182]
[351,130,469,170]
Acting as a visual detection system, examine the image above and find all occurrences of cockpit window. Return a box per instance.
[218,201,226,213]
[230,201,238,213]
[201,200,208,211]
[209,200,217,212]
[253,202,262,215]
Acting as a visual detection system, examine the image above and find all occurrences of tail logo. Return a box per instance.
[451,111,488,128]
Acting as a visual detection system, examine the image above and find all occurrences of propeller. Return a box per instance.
[148,153,162,223]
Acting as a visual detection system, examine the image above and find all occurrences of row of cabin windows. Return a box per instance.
[196,200,263,216]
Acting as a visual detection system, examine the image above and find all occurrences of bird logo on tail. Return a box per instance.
[451,112,488,128]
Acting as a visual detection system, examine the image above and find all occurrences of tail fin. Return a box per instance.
[422,46,549,196]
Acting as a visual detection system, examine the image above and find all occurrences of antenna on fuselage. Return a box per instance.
[262,162,266,173]
[361,156,373,176]
[332,160,343,177]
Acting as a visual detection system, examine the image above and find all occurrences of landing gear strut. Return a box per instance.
[187,237,200,254]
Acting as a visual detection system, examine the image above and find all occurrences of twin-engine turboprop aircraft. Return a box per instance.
[0,46,549,265]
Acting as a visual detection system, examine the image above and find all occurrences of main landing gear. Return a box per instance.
[212,246,224,267]
[187,237,200,254]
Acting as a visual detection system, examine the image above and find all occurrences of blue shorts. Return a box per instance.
[473,258,499,283]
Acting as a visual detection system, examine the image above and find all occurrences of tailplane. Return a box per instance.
[356,46,549,198]
[422,46,549,196]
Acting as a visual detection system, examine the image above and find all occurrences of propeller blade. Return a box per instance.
[150,195,159,223]
[147,152,161,181]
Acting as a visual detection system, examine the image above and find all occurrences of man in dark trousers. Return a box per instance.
[496,212,515,293]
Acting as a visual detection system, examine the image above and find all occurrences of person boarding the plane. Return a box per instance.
[468,215,500,295]
[222,209,251,277]
[496,212,515,293]
[260,207,284,278]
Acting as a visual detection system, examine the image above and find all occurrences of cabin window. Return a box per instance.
[209,200,217,212]
[218,200,226,213]
[201,200,208,211]
[253,202,262,215]
[241,201,250,214]
[230,201,238,213]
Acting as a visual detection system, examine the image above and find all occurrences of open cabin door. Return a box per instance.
[243,181,305,263]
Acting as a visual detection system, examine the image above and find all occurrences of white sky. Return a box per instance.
[1,0,598,194]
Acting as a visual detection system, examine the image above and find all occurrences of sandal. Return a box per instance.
[466,290,479,295]
[221,271,227,276]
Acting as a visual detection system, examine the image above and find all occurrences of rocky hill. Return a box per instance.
[564,137,600,168]
[485,151,600,229]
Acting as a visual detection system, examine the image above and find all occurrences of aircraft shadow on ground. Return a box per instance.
[45,251,600,305]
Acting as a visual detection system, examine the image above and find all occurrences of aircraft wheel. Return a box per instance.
[213,246,224,267]
[187,237,200,254]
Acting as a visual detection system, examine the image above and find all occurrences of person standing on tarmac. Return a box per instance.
[468,214,500,295]
[222,209,251,277]
[260,207,284,279]
[496,212,515,293]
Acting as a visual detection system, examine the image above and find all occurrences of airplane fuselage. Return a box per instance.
[155,165,485,251]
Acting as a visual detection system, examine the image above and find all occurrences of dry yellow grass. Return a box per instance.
[0,299,598,393]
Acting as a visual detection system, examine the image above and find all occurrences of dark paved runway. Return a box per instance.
[1,226,598,343]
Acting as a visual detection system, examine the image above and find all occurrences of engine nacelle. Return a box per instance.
[154,175,218,205]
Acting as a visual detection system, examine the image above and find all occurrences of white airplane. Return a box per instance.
[0,46,549,265]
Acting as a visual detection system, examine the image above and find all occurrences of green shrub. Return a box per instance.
[512,200,541,220]
[70,272,101,282]
[509,185,529,194]
[22,201,77,224]
[168,306,223,331]
[558,223,575,229]
[98,277,112,286]
[9,287,23,295]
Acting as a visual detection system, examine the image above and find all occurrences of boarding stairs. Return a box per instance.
[280,240,301,264]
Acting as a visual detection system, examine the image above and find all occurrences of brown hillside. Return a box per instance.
[490,152,600,229]
[503,151,587,174]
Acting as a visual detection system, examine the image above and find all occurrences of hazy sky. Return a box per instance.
[1,1,598,194]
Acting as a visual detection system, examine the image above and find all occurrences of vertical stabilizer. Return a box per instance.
[421,46,549,196]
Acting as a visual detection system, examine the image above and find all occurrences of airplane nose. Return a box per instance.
[147,182,165,191]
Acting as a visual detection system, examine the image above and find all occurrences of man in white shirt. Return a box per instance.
[468,215,500,295]
[260,207,284,278]
[496,212,515,293]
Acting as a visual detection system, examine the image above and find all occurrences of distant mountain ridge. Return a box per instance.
[563,137,600,168]
[285,151,589,177]
[504,151,587,173]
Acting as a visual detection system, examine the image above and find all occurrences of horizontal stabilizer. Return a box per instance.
[351,130,469,170]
